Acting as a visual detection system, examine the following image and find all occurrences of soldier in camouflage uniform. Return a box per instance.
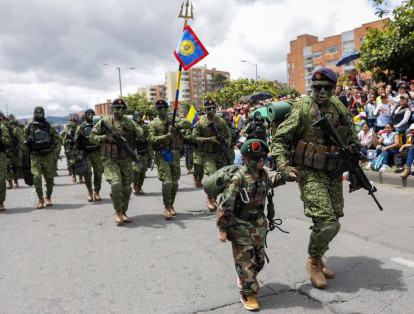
[272,68,359,289]
[243,110,268,143]
[0,114,12,211]
[131,112,151,195]
[23,107,60,209]
[149,99,187,220]
[62,120,84,183]
[75,109,103,202]
[183,124,204,187]
[52,130,62,177]
[192,99,231,211]
[221,111,240,164]
[217,139,296,311]
[5,119,23,189]
[90,98,143,224]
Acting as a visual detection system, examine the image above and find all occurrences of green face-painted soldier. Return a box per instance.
[217,139,296,311]
[271,68,359,289]
[89,98,144,225]
[0,114,12,211]
[4,119,23,189]
[75,109,103,202]
[183,122,204,187]
[63,120,84,183]
[192,99,232,211]
[149,99,187,220]
[23,106,60,209]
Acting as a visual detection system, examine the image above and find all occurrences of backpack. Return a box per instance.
[203,165,245,196]
[371,153,384,171]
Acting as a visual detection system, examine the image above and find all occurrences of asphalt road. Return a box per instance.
[1,157,413,314]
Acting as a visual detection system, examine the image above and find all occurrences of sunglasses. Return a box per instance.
[113,106,125,110]
[205,106,216,111]
[312,84,335,92]
[248,153,267,161]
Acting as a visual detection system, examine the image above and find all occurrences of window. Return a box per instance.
[305,56,313,66]
[327,59,338,67]
[206,74,213,80]
[314,64,322,71]
[313,52,322,59]
[343,40,354,53]
[326,46,338,54]
[287,63,290,69]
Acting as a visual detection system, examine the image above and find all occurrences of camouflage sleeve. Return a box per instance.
[89,120,107,145]
[14,128,24,145]
[216,175,241,231]
[271,102,301,166]
[348,111,359,144]
[222,118,232,148]
[23,125,30,140]
[50,124,60,149]
[0,125,12,147]
[191,123,206,145]
[133,121,144,139]
[74,125,81,145]
[177,118,191,131]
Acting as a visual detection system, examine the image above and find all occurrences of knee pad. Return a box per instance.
[172,181,179,192]
[110,180,122,196]
[162,180,174,194]
[310,221,338,247]
[122,185,132,196]
[333,220,341,238]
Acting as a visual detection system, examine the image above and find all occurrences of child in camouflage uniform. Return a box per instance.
[217,139,296,311]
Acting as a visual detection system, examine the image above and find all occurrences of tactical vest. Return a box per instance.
[152,118,181,150]
[101,117,135,159]
[197,116,227,153]
[29,121,54,155]
[79,122,100,152]
[246,121,267,142]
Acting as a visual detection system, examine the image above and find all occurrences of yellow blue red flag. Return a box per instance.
[186,105,199,127]
[174,26,209,71]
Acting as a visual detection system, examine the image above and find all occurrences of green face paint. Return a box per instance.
[86,113,93,122]
[157,107,168,119]
[311,81,335,104]
[112,106,125,120]
[206,106,216,118]
[34,110,44,120]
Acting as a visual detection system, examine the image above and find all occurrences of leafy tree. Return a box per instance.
[212,74,229,91]
[123,92,156,119]
[358,0,414,82]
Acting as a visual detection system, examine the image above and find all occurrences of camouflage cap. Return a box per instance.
[240,139,269,157]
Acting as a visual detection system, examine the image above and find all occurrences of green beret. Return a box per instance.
[240,139,269,157]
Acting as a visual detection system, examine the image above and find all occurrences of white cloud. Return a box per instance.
[70,105,83,112]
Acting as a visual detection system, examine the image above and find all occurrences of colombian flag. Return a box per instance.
[186,105,199,127]
[174,26,209,71]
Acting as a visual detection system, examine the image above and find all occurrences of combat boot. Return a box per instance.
[206,195,217,212]
[7,181,13,189]
[87,188,93,202]
[132,183,139,195]
[13,179,19,187]
[187,169,193,174]
[94,192,102,201]
[45,197,53,207]
[37,197,45,209]
[72,174,76,182]
[122,212,132,223]
[164,206,172,220]
[0,202,5,211]
[137,186,145,194]
[400,166,411,178]
[79,177,85,184]
[306,256,327,288]
[114,211,124,224]
[240,295,259,311]
[169,205,176,216]
[321,259,335,279]
[193,177,203,187]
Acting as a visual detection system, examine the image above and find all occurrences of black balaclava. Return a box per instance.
[34,106,45,122]
[85,109,95,123]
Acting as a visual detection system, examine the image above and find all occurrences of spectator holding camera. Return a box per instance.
[392,93,411,134]
[369,123,400,172]
[374,93,393,132]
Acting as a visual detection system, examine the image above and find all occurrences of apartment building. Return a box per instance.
[287,19,386,94]
[137,85,166,102]
[95,99,112,116]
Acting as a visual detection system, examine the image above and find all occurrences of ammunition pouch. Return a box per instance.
[84,145,100,152]
[293,141,338,171]
[102,143,130,159]
[199,141,217,153]
[236,207,265,222]
[135,138,148,155]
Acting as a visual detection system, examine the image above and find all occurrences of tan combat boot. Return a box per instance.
[193,177,203,187]
[169,205,176,216]
[37,197,45,209]
[137,186,145,195]
[114,211,124,224]
[72,174,76,182]
[240,295,260,311]
[164,206,172,220]
[0,202,5,211]
[206,195,217,212]
[94,192,102,201]
[306,256,327,288]
[187,169,193,174]
[45,197,53,207]
[122,212,132,223]
[87,188,93,202]
[7,181,13,189]
[321,259,335,279]
[13,179,19,187]
[400,166,411,178]
[132,183,139,195]
[79,177,85,184]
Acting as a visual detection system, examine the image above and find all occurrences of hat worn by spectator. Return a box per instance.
[410,123,414,130]
[358,112,367,118]
[337,93,347,106]
[381,93,387,98]
[241,139,269,157]
[311,68,337,84]
[400,93,409,100]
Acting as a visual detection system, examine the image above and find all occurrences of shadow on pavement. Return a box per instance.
[2,203,85,214]
[139,186,202,197]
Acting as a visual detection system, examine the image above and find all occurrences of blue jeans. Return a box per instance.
[406,147,414,167]
[375,147,400,165]
[395,124,410,134]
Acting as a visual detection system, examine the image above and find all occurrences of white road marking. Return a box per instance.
[391,257,414,269]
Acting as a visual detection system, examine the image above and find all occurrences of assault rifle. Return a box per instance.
[210,121,231,166]
[185,145,194,169]
[312,116,383,211]
[101,120,144,169]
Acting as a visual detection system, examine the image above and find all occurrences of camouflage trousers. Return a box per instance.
[84,151,103,192]
[154,151,180,206]
[103,157,133,213]
[229,148,235,165]
[53,145,61,175]
[66,149,83,178]
[0,153,7,202]
[200,152,226,176]
[31,153,55,198]
[6,153,20,181]
[185,145,193,170]
[297,168,344,257]
[193,149,204,181]
[228,215,267,296]
[133,153,149,187]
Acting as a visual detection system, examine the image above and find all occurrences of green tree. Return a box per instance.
[212,74,228,91]
[123,92,156,119]
[358,0,414,82]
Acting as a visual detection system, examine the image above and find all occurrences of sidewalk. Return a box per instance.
[364,169,414,188]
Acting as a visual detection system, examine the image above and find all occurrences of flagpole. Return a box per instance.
[170,0,194,152]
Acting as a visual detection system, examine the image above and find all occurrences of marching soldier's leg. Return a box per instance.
[192,150,204,187]
[6,161,13,189]
[103,157,124,224]
[85,153,94,202]
[155,154,174,220]
[31,155,44,209]
[169,153,181,216]
[120,159,133,223]
[43,153,55,207]
[137,155,149,194]
[202,152,218,211]
[132,161,140,195]
[0,154,7,211]
[92,151,103,201]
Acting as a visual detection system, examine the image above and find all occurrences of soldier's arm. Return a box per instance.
[89,120,107,145]
[216,176,241,231]
[23,125,30,140]
[50,124,60,149]
[222,118,232,147]
[176,118,191,131]
[0,125,12,147]
[148,121,169,147]
[133,121,144,139]
[271,103,301,166]
[243,123,251,135]
[191,123,210,144]
[74,125,81,145]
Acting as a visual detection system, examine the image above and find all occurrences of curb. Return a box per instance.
[364,169,414,188]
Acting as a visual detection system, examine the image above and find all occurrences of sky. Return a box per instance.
[0,0,402,118]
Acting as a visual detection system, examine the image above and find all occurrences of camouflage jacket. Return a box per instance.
[148,117,189,151]
[216,164,284,231]
[0,124,12,153]
[192,115,231,147]
[23,120,60,151]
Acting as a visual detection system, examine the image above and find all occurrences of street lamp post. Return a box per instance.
[241,60,258,81]
[102,63,135,98]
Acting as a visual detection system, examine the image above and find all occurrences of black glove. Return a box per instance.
[280,165,298,182]
[349,172,363,192]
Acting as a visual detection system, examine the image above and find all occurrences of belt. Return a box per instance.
[237,210,264,222]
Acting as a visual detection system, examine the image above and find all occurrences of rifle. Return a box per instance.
[312,116,383,211]
[101,120,144,169]
[185,144,193,169]
[210,121,231,166]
